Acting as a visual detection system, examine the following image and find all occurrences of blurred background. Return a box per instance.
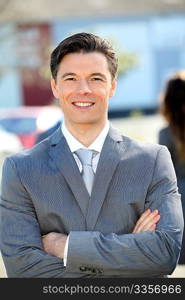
[0,0,185,277]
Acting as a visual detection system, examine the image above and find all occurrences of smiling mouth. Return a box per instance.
[72,102,95,107]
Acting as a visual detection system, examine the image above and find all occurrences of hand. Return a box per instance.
[132,209,160,233]
[42,232,68,259]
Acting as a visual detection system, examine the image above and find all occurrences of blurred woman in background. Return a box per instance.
[159,70,185,265]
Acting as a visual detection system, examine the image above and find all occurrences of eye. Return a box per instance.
[64,77,76,81]
[91,77,103,81]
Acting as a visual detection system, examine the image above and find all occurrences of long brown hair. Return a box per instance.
[160,70,185,161]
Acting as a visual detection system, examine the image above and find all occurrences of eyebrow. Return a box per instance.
[61,72,76,78]
[61,72,107,80]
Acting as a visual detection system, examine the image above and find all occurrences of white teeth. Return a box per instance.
[74,102,93,107]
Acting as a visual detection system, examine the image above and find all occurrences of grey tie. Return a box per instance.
[75,149,95,195]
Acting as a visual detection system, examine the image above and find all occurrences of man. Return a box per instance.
[0,33,183,278]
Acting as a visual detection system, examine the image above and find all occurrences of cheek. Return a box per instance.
[96,86,110,98]
[57,88,72,103]
[59,99,68,110]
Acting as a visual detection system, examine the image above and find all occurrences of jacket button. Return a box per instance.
[79,266,87,272]
[91,268,97,273]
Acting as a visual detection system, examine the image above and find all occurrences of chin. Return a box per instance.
[73,118,99,125]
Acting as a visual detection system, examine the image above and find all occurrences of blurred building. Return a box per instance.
[0,0,185,115]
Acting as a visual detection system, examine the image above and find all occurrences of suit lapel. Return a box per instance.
[86,126,126,230]
[48,128,90,218]
[47,126,127,229]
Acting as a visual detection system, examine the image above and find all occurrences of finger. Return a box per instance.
[133,210,160,233]
[133,209,157,233]
[147,223,156,232]
[137,209,159,230]
[132,209,151,233]
[139,214,160,232]
[135,209,151,226]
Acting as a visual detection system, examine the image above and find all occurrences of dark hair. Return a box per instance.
[50,32,118,80]
[160,70,185,161]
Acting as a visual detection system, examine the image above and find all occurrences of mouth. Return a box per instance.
[72,101,95,108]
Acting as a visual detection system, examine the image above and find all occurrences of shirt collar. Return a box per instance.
[61,121,110,153]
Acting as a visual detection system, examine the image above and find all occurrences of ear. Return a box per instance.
[109,79,117,98]
[50,77,59,99]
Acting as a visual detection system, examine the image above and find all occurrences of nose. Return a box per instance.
[76,79,92,94]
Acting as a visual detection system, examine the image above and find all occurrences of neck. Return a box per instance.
[65,121,107,147]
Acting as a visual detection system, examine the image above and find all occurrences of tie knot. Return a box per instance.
[75,149,94,166]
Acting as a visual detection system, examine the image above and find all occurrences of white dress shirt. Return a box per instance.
[61,120,110,266]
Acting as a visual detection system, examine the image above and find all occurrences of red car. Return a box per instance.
[0,106,63,149]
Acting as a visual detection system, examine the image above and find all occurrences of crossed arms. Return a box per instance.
[0,146,183,277]
[42,208,160,259]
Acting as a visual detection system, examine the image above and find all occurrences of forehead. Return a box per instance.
[58,51,110,74]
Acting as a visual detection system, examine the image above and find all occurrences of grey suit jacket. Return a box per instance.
[0,126,184,277]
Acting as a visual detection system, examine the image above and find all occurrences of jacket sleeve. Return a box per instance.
[0,157,66,278]
[66,146,184,277]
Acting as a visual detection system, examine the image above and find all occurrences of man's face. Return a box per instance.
[51,51,116,130]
